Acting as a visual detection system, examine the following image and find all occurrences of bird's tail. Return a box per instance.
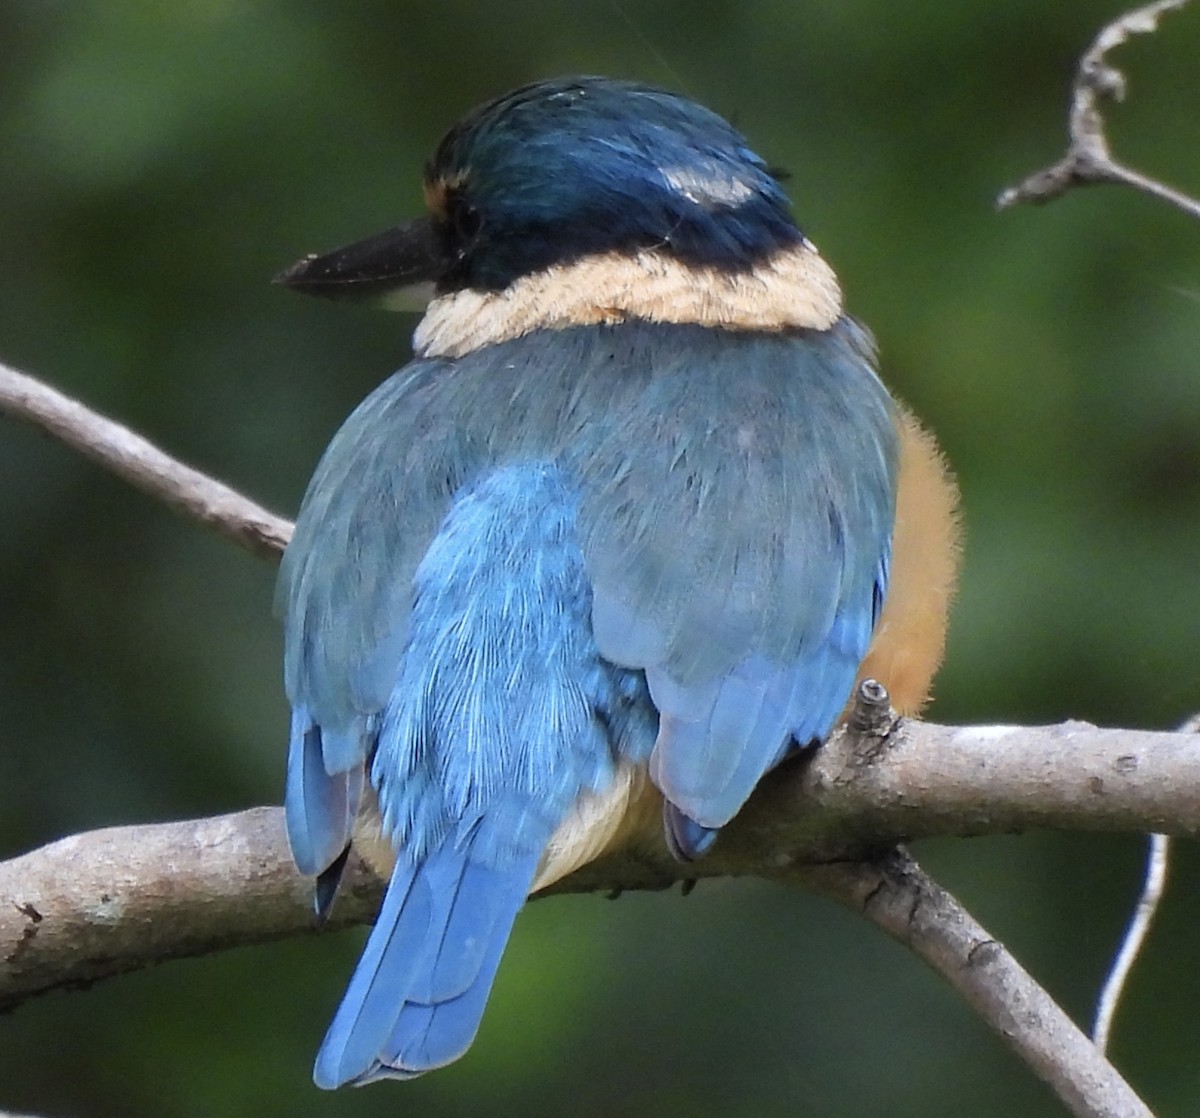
[313,833,540,1088]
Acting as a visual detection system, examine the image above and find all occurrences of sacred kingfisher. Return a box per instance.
[275,75,959,1087]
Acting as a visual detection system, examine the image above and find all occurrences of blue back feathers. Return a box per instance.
[278,75,899,1086]
[280,320,896,1082]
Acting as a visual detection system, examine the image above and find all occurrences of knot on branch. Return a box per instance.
[848,677,897,738]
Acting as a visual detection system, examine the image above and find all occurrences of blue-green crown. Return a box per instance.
[425,76,803,291]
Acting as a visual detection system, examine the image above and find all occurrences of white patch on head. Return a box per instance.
[414,241,843,359]
[660,164,756,208]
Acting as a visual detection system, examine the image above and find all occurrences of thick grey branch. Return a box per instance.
[0,809,379,1013]
[3,715,1197,1014]
[793,854,1153,1118]
[0,358,292,560]
[998,0,1200,217]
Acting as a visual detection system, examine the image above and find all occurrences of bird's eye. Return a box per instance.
[451,199,481,242]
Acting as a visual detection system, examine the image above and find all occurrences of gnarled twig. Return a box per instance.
[998,0,1200,217]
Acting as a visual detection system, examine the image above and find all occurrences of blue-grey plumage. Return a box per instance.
[280,322,896,1082]
[276,74,958,1087]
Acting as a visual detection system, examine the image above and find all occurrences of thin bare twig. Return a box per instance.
[0,358,292,560]
[794,853,1153,1118]
[1093,832,1171,1054]
[1092,713,1198,1052]
[998,0,1200,217]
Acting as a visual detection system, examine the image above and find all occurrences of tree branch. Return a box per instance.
[0,358,291,561]
[0,809,379,1012]
[4,711,1197,1010]
[5,704,1183,1115]
[998,0,1200,217]
[794,854,1153,1118]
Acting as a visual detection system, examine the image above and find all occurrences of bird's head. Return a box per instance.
[276,76,806,305]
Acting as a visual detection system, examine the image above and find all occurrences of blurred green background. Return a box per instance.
[1,2,1198,1115]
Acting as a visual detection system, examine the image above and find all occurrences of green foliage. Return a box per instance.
[1,2,1198,1114]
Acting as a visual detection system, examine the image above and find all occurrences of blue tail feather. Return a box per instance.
[313,864,425,1089]
[313,836,540,1087]
[420,859,518,1003]
[384,864,527,1072]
